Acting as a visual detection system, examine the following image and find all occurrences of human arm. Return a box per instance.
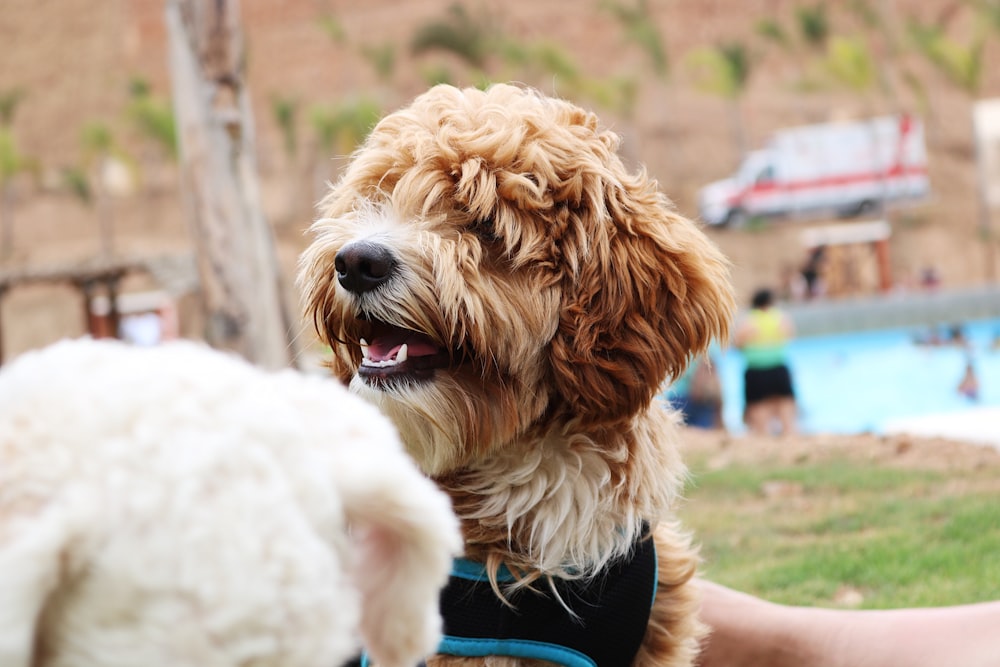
[695,579,1000,667]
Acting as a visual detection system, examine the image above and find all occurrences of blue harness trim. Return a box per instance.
[449,557,516,582]
[439,637,594,667]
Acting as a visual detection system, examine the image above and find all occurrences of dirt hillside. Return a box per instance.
[2,2,999,492]
[1,0,999,359]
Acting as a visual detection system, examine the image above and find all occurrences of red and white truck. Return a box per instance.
[698,114,930,227]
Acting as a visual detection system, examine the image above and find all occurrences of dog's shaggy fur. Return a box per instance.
[0,338,461,667]
[299,83,735,667]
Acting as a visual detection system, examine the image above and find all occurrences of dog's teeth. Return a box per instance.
[358,341,409,368]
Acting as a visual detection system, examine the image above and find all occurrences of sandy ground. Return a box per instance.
[883,407,1000,450]
[678,425,1000,476]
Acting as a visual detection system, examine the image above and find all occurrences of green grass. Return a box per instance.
[679,456,1000,608]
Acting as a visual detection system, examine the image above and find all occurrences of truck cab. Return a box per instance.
[698,150,779,227]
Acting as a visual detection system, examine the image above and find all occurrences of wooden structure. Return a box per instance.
[0,253,199,364]
[800,220,893,297]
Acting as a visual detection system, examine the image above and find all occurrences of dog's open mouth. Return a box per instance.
[357,320,453,386]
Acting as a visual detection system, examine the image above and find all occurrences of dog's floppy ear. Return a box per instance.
[0,511,67,667]
[549,170,733,425]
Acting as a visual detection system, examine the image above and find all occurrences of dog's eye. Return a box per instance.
[469,216,501,244]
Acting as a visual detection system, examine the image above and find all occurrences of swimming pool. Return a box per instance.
[713,317,1000,435]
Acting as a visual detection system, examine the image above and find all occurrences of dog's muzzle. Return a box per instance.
[331,240,459,387]
[335,241,398,294]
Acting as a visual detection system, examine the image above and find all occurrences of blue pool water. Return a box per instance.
[712,317,1000,435]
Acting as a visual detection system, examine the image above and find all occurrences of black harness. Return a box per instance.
[437,528,657,667]
[350,528,657,667]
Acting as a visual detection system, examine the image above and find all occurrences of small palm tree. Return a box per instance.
[0,128,36,261]
[844,0,921,112]
[317,14,346,45]
[797,3,831,52]
[81,122,133,259]
[497,39,583,92]
[598,0,673,172]
[61,165,92,205]
[271,94,299,163]
[823,35,878,94]
[908,20,986,97]
[126,78,178,160]
[687,41,754,160]
[755,3,829,93]
[0,88,30,259]
[269,94,304,223]
[418,63,455,87]
[309,106,338,196]
[0,88,25,128]
[126,78,177,199]
[974,0,1000,33]
[599,0,668,79]
[61,164,98,244]
[410,3,495,71]
[756,17,789,49]
[308,98,382,200]
[405,0,641,168]
[360,42,397,84]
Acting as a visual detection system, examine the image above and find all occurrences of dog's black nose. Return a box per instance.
[335,241,397,294]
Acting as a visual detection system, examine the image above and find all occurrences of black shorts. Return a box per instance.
[744,365,795,405]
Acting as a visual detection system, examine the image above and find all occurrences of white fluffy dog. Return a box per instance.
[0,338,461,667]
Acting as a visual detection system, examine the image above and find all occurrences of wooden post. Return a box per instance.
[79,279,99,338]
[0,286,5,365]
[106,274,122,339]
[165,0,296,369]
[873,238,893,292]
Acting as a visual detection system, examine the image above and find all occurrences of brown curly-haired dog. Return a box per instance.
[299,83,734,667]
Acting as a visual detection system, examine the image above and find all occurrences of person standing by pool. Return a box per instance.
[668,354,725,429]
[957,358,980,401]
[734,288,798,435]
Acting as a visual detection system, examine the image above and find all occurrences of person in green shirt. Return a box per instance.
[734,288,797,435]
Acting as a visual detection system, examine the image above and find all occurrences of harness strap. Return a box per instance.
[348,526,658,667]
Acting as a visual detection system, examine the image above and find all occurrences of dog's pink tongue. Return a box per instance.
[368,332,440,361]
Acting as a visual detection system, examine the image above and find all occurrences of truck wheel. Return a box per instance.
[723,208,748,228]
[852,199,878,217]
